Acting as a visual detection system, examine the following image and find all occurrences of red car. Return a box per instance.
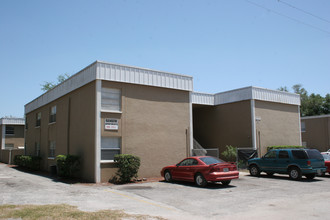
[161,156,239,187]
[322,153,330,175]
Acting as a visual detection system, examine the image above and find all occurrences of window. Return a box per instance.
[264,151,276,159]
[101,137,121,161]
[101,88,121,111]
[49,141,56,158]
[5,126,14,135]
[301,121,306,132]
[278,151,289,159]
[35,142,40,156]
[292,150,307,159]
[49,106,56,123]
[36,112,41,127]
[5,144,14,149]
[178,159,199,166]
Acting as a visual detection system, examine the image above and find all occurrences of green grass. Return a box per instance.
[0,204,165,220]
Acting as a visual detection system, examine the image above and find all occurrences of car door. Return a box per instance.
[259,150,277,172]
[276,150,290,172]
[171,159,196,181]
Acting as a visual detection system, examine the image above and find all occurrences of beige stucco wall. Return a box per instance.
[255,100,301,156]
[101,81,190,182]
[3,125,25,149]
[193,100,253,157]
[25,82,96,182]
[301,117,330,152]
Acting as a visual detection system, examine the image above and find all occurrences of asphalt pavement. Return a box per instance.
[1,163,330,220]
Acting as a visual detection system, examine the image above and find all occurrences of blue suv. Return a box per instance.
[248,149,326,180]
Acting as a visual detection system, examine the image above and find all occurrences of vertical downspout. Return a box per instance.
[189,92,194,156]
[95,80,101,183]
[298,106,302,146]
[67,97,71,154]
[1,124,5,150]
[251,100,257,150]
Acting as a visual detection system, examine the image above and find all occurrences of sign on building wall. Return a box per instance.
[105,118,119,130]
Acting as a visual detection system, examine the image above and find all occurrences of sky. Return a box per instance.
[1,0,329,118]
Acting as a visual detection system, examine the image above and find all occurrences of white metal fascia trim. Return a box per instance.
[0,118,25,125]
[301,114,330,120]
[96,61,193,92]
[192,92,215,105]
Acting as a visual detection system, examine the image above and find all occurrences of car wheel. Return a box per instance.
[164,170,172,182]
[266,172,274,177]
[195,173,207,187]
[305,174,315,180]
[249,165,260,177]
[221,180,231,186]
[289,167,302,180]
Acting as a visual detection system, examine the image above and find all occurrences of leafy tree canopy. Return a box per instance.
[41,74,70,92]
[278,84,329,117]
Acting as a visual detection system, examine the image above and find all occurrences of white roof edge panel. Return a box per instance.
[193,87,300,106]
[0,118,25,125]
[192,92,215,105]
[25,61,193,114]
[301,114,330,120]
[96,62,193,92]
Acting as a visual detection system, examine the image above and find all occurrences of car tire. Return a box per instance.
[221,180,231,186]
[164,170,172,182]
[195,173,207,187]
[249,165,260,177]
[289,167,302,180]
[305,174,316,180]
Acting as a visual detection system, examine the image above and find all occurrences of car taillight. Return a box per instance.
[307,160,311,166]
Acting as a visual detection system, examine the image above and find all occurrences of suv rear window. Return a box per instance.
[292,150,308,159]
[306,149,323,160]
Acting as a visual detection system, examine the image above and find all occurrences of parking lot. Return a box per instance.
[1,163,330,220]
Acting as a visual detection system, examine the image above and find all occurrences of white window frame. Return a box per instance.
[101,88,121,112]
[101,137,121,162]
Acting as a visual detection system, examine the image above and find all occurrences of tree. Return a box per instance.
[278,84,329,117]
[41,73,70,92]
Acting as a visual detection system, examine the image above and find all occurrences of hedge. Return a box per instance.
[56,155,80,178]
[14,155,41,170]
[114,154,140,183]
[267,145,305,151]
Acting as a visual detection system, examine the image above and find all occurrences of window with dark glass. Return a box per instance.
[5,126,14,135]
[49,141,56,158]
[36,112,41,127]
[49,106,56,123]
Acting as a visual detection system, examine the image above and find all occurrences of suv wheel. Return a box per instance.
[289,167,302,180]
[249,165,260,177]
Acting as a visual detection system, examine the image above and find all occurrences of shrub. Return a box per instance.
[56,155,80,178]
[267,145,305,151]
[221,145,237,162]
[114,154,140,183]
[14,155,41,170]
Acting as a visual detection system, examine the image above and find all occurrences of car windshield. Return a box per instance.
[199,157,225,165]
[322,154,330,161]
[306,149,323,160]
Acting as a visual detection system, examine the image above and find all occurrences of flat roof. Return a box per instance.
[301,114,330,120]
[0,118,25,125]
[192,86,301,106]
[25,61,194,114]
